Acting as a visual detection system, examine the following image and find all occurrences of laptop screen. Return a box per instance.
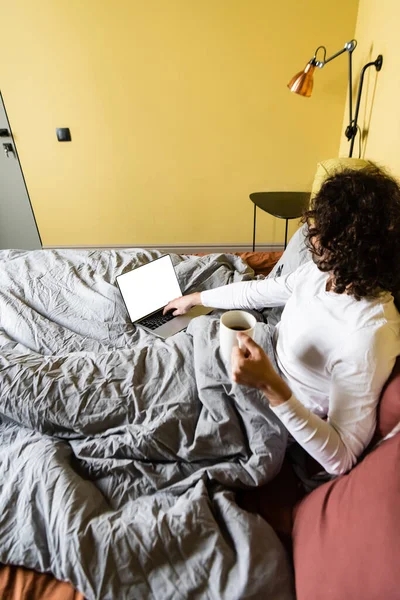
[116,255,182,323]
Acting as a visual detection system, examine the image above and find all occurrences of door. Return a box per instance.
[0,91,41,250]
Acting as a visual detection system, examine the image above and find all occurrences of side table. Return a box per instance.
[249,191,311,251]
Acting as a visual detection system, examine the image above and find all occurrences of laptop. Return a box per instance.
[116,254,213,338]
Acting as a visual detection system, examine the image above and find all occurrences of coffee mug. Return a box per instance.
[219,310,256,363]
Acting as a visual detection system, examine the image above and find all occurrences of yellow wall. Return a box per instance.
[339,0,400,177]
[1,0,358,247]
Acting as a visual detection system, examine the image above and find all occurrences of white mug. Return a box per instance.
[219,310,257,364]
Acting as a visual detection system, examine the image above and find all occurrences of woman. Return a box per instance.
[164,166,400,476]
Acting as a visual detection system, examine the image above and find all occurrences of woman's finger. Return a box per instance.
[237,333,262,356]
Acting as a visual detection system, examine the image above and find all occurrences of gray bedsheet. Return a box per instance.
[0,249,294,599]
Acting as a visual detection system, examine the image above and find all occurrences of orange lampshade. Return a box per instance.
[287,62,316,97]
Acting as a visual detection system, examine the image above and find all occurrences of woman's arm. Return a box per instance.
[232,330,398,476]
[164,269,298,315]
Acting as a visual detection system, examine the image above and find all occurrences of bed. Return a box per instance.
[0,248,298,600]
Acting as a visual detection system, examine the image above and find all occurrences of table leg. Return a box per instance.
[253,204,256,252]
[284,218,288,250]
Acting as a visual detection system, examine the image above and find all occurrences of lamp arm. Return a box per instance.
[313,40,357,146]
[347,55,383,157]
[314,40,357,67]
[322,46,348,65]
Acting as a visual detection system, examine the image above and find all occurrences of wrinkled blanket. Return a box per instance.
[0,249,293,599]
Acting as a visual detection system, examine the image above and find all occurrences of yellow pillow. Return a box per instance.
[311,157,372,199]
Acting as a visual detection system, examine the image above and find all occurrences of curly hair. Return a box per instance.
[302,165,400,299]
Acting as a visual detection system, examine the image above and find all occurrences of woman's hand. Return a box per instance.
[231,333,291,406]
[163,292,202,316]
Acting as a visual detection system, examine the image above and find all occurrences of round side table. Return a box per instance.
[249,191,310,251]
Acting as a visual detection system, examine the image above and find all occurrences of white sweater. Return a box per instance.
[201,261,400,475]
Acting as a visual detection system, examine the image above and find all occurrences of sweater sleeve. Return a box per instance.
[270,326,398,475]
[200,270,297,310]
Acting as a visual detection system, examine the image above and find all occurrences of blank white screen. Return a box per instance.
[117,255,182,322]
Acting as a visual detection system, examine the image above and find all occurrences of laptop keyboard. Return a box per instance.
[140,309,176,330]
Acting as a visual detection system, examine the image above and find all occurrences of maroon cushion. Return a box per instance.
[292,432,400,600]
[376,355,400,439]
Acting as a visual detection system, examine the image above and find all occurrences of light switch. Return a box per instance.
[56,128,72,142]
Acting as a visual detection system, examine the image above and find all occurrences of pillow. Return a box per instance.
[234,251,283,276]
[310,157,371,199]
[375,355,400,440]
[267,223,311,280]
[292,431,400,600]
[265,224,312,326]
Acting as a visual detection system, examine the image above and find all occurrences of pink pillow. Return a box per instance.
[292,432,400,600]
[376,356,400,439]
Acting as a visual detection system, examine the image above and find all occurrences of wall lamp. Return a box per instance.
[288,40,383,157]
